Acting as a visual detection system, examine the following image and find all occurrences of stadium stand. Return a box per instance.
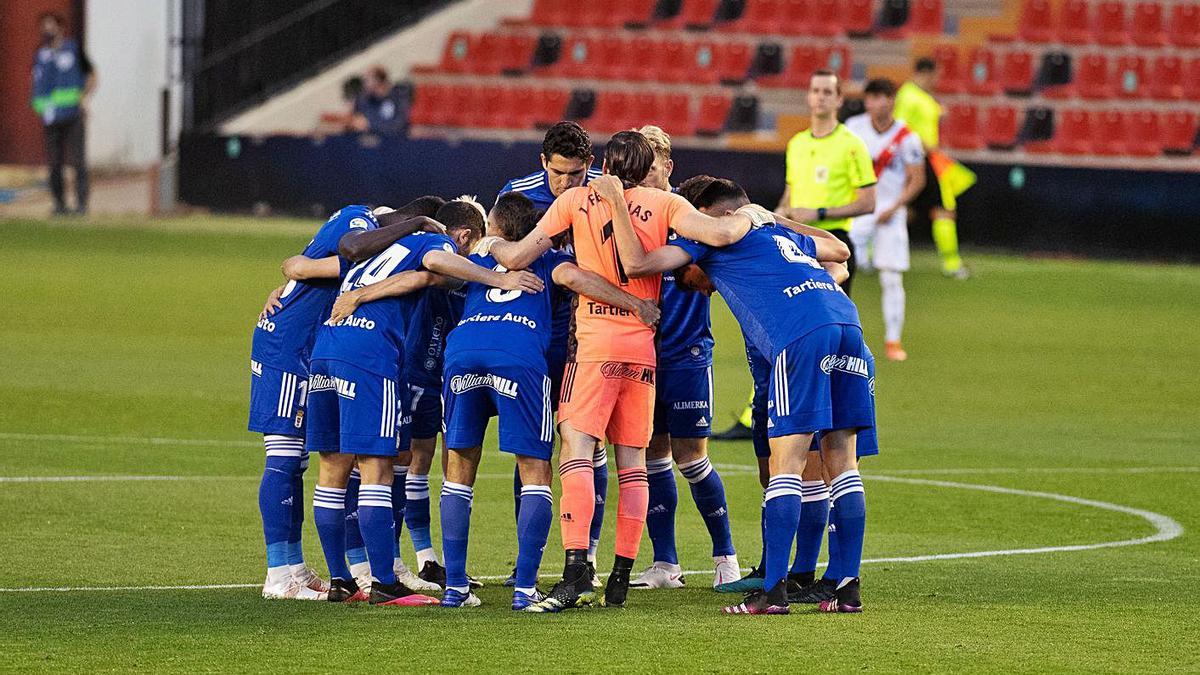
[350,0,1200,168]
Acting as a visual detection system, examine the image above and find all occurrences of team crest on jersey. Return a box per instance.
[814,165,829,183]
[600,362,655,385]
[449,373,518,399]
[293,409,304,429]
[820,354,871,378]
[349,217,370,230]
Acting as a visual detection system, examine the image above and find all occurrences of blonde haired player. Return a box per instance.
[629,125,741,590]
[845,79,926,362]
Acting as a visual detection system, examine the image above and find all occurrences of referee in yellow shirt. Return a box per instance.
[777,70,876,296]
[715,70,875,442]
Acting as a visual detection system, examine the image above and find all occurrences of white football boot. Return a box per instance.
[712,554,742,589]
[629,561,685,589]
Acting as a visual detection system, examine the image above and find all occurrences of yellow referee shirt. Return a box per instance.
[785,124,876,232]
[893,81,941,149]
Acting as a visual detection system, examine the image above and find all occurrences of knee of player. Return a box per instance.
[670,438,707,466]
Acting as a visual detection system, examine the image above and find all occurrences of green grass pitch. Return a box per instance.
[0,217,1197,673]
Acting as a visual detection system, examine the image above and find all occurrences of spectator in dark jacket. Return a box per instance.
[350,66,409,136]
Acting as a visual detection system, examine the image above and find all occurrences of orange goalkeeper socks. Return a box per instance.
[558,458,595,551]
[614,466,649,560]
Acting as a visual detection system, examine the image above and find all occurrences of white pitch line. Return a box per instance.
[0,475,250,483]
[0,432,259,448]
[0,473,1184,593]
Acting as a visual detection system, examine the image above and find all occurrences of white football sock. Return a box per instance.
[880,270,906,343]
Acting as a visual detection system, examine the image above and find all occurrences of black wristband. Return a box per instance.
[817,207,827,221]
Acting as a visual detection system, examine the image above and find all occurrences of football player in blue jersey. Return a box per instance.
[396,198,487,590]
[250,200,444,600]
[305,221,544,606]
[498,121,609,587]
[625,131,741,592]
[497,120,603,211]
[322,193,657,610]
[603,179,876,615]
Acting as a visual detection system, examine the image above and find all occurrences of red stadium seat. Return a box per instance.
[843,0,874,35]
[1095,1,1128,45]
[410,83,449,126]
[684,41,723,84]
[549,36,597,78]
[591,91,635,132]
[1001,50,1035,95]
[725,0,785,34]
[714,41,753,83]
[779,0,815,35]
[470,85,506,127]
[1092,110,1126,155]
[1168,3,1200,47]
[659,93,695,136]
[965,46,1000,95]
[810,0,844,36]
[1076,53,1111,99]
[619,0,658,27]
[439,31,475,74]
[528,0,571,26]
[496,33,536,74]
[1125,110,1161,156]
[1114,55,1147,99]
[1131,2,1167,46]
[443,85,475,127]
[1018,0,1054,42]
[631,92,662,128]
[1057,0,1092,44]
[506,86,538,129]
[1149,56,1184,100]
[908,0,945,34]
[696,94,732,134]
[983,106,1019,150]
[1186,58,1200,101]
[759,44,817,88]
[657,39,692,83]
[593,36,629,80]
[625,36,658,82]
[943,103,982,150]
[661,0,719,29]
[933,45,963,93]
[1161,112,1198,155]
[469,33,505,75]
[1056,109,1093,154]
[532,88,570,127]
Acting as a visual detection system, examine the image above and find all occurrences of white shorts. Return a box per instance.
[850,208,909,272]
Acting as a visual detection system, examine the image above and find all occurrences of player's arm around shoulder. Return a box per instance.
[672,198,753,248]
[281,255,340,281]
[338,215,443,262]
[422,247,545,294]
[552,262,660,327]
[490,188,581,270]
[590,177,694,278]
[772,214,850,263]
[326,271,440,325]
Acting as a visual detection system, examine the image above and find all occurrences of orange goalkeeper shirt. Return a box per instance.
[537,184,693,366]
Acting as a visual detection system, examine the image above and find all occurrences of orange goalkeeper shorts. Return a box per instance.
[558,361,655,448]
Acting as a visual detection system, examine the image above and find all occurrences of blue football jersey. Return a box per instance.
[657,268,714,368]
[311,231,458,379]
[403,287,467,387]
[497,167,603,211]
[250,205,378,374]
[446,249,575,369]
[670,224,860,360]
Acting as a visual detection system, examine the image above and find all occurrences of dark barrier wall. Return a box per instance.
[179,134,1200,261]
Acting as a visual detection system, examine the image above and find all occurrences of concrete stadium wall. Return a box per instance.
[84,0,177,169]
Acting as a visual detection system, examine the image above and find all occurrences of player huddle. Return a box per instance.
[249,83,887,614]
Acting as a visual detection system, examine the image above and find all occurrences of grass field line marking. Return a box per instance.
[0,474,1184,593]
[0,432,259,448]
[712,464,1200,476]
[0,475,249,483]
